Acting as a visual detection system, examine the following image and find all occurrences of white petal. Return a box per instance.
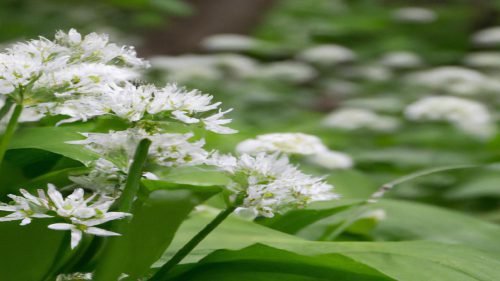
[48,223,74,231]
[20,217,32,225]
[71,229,83,249]
[85,227,120,237]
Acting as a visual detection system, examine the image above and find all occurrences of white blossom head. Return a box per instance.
[209,153,339,218]
[297,44,356,65]
[472,26,500,47]
[405,96,496,138]
[379,51,422,69]
[248,61,317,83]
[463,52,500,69]
[0,184,130,249]
[406,66,500,95]
[392,7,437,23]
[201,34,260,52]
[322,108,400,132]
[306,150,353,170]
[236,133,328,155]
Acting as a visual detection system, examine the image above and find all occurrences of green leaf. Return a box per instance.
[9,126,99,164]
[168,244,393,281]
[0,219,65,280]
[260,198,500,255]
[157,210,500,281]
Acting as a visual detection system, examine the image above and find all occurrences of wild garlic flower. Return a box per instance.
[69,158,127,195]
[379,51,422,69]
[0,184,130,249]
[98,82,237,134]
[406,66,500,95]
[210,153,338,218]
[201,34,259,52]
[70,128,210,171]
[323,108,400,132]
[471,26,500,47]
[236,133,353,170]
[297,44,356,66]
[0,29,146,123]
[248,61,317,83]
[463,52,500,69]
[306,150,353,170]
[392,7,437,23]
[405,96,495,138]
[236,133,328,155]
[56,272,93,281]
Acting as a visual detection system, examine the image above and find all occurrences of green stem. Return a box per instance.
[0,99,14,121]
[92,138,151,281]
[149,193,246,281]
[327,164,481,241]
[0,103,23,165]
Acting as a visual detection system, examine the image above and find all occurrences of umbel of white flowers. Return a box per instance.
[405,95,496,138]
[209,152,338,218]
[236,132,353,170]
[0,184,129,249]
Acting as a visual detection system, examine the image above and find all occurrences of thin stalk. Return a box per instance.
[149,193,246,281]
[92,138,151,281]
[0,103,23,165]
[327,164,481,241]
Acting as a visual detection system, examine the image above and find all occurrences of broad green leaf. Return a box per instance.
[0,219,65,280]
[9,126,99,163]
[260,199,500,255]
[168,244,393,281]
[157,210,500,281]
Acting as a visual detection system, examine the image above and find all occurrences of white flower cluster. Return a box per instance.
[201,34,260,52]
[0,184,129,249]
[71,128,210,170]
[236,133,353,170]
[379,51,422,69]
[392,7,437,23]
[322,108,400,132]
[407,66,500,95]
[297,44,357,66]
[0,29,148,123]
[463,52,500,69]
[472,26,500,47]
[102,82,237,134]
[210,153,338,218]
[405,96,496,138]
[150,54,258,83]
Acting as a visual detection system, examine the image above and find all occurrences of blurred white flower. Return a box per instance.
[306,150,353,170]
[341,65,393,81]
[407,66,500,95]
[405,96,496,138]
[150,55,222,82]
[379,51,422,69]
[56,272,93,281]
[463,52,500,69]
[323,108,400,132]
[392,7,437,23]
[297,44,356,65]
[472,26,500,47]
[249,61,317,83]
[201,34,259,52]
[236,133,328,155]
[210,153,338,218]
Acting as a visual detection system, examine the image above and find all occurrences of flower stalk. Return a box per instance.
[149,192,246,281]
[92,138,151,281]
[0,103,23,165]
